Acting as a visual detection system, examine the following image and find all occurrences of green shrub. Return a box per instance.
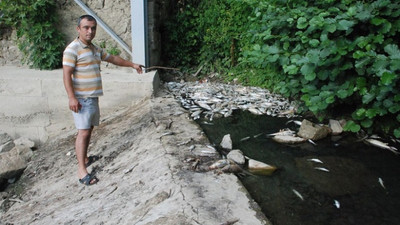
[0,0,65,70]
[239,0,400,137]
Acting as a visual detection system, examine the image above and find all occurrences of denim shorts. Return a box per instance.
[72,97,100,129]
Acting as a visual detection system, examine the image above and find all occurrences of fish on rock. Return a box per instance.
[266,128,296,137]
[209,159,231,170]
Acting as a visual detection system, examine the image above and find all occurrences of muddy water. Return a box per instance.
[198,111,400,225]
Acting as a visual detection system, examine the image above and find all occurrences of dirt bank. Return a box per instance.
[0,88,270,225]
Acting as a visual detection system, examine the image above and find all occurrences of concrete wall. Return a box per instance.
[0,66,159,145]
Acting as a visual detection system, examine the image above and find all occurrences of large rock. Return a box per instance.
[297,119,331,141]
[220,134,233,150]
[0,132,15,153]
[227,149,245,165]
[247,158,277,176]
[0,146,31,180]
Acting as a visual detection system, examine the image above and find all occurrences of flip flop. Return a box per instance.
[79,173,99,186]
[85,155,100,167]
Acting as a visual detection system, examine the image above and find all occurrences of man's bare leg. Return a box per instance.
[76,127,94,181]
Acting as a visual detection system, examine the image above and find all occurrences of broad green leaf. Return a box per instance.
[325,24,336,33]
[390,59,400,71]
[372,56,389,74]
[326,95,335,104]
[356,77,366,89]
[355,108,366,119]
[267,54,279,62]
[355,9,372,21]
[283,64,299,74]
[361,119,373,128]
[306,49,320,64]
[337,89,348,99]
[267,45,280,54]
[301,64,316,81]
[309,39,320,47]
[381,72,396,85]
[317,70,329,80]
[353,50,366,59]
[344,120,361,132]
[297,17,308,29]
[389,105,400,113]
[394,128,400,138]
[337,20,355,31]
[362,93,375,104]
[253,44,261,51]
[371,17,386,26]
[366,109,378,118]
[395,95,400,102]
[383,99,393,108]
[384,44,400,59]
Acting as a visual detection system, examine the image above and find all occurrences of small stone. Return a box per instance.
[247,158,277,176]
[329,119,343,135]
[297,119,331,141]
[227,150,245,165]
[220,134,233,150]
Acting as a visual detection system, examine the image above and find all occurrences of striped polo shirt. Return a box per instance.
[62,38,110,98]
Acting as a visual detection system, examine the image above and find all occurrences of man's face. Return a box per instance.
[77,18,97,45]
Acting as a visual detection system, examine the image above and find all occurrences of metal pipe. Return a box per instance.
[73,0,132,56]
[130,0,147,66]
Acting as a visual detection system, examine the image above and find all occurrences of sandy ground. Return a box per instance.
[0,88,270,225]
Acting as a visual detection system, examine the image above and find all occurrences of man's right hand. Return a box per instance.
[69,97,81,113]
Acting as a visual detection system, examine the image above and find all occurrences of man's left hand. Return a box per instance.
[133,63,144,74]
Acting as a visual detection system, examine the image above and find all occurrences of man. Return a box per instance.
[63,15,143,186]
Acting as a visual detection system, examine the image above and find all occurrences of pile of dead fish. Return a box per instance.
[166,82,297,120]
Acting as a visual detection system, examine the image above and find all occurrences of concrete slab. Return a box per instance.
[0,65,159,144]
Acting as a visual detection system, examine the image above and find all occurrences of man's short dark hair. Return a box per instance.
[77,15,96,27]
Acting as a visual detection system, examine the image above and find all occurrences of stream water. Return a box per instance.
[198,110,400,225]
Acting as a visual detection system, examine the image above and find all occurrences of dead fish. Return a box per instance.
[160,131,174,138]
[196,101,212,111]
[190,110,202,118]
[378,177,386,189]
[266,129,295,137]
[364,138,399,155]
[248,107,263,115]
[308,139,317,146]
[286,120,302,126]
[209,159,230,170]
[307,158,323,164]
[240,136,251,142]
[314,167,330,172]
[292,189,304,201]
[253,133,264,138]
[334,200,340,209]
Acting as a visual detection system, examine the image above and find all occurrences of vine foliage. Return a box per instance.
[0,0,65,69]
